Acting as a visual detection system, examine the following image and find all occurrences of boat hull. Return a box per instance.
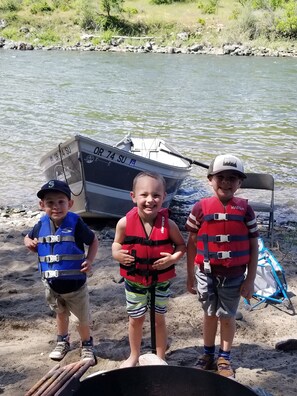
[39,135,191,218]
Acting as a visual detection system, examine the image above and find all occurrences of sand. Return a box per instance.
[0,208,297,396]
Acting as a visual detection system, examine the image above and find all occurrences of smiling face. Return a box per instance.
[39,192,73,226]
[130,175,166,221]
[208,171,243,204]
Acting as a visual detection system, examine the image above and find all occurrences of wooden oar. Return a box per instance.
[160,148,209,169]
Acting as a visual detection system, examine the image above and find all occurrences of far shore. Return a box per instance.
[1,36,297,58]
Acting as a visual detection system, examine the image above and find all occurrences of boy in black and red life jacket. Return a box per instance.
[112,171,186,368]
[186,154,259,378]
[24,180,99,364]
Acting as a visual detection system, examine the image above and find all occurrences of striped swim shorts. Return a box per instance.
[124,279,171,318]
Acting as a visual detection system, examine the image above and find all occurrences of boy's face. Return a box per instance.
[208,171,242,204]
[130,176,166,219]
[39,192,73,225]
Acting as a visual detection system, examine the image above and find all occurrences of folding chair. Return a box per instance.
[244,238,291,311]
[240,172,275,246]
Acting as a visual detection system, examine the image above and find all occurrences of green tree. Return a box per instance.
[101,0,124,17]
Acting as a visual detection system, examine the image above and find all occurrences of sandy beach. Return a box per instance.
[0,208,296,396]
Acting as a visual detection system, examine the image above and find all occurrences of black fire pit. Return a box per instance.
[66,365,257,396]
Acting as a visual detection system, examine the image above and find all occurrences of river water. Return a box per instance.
[0,50,296,223]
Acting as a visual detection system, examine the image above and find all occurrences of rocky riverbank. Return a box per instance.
[1,206,297,395]
[1,35,297,57]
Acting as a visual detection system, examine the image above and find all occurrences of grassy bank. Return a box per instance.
[0,0,296,49]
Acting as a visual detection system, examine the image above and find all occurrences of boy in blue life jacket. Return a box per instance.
[112,171,186,368]
[186,154,259,378]
[24,180,99,364]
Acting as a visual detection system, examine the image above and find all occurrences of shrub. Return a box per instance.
[0,0,21,11]
[37,29,60,44]
[2,26,20,39]
[234,6,277,39]
[101,0,124,17]
[276,0,297,38]
[150,0,174,4]
[124,6,138,17]
[197,17,206,25]
[99,29,116,43]
[197,0,220,14]
[30,1,53,14]
[80,8,97,30]
[52,0,73,11]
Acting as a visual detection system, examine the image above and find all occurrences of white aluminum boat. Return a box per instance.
[39,134,192,218]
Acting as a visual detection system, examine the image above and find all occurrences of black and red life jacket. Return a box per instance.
[120,207,175,286]
[195,196,250,269]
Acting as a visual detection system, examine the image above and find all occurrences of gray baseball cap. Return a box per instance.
[207,154,246,178]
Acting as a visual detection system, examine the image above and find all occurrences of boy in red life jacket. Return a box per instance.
[112,171,186,368]
[24,180,99,364]
[186,154,259,378]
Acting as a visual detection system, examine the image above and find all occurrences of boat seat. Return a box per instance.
[239,172,275,246]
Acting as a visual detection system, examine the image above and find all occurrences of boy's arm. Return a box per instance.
[81,234,99,273]
[24,234,38,253]
[152,220,186,270]
[240,237,258,299]
[187,232,197,294]
[112,217,135,266]
[169,219,186,260]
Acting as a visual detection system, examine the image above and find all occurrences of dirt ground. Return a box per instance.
[0,209,296,396]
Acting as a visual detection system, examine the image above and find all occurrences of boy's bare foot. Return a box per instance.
[120,356,139,368]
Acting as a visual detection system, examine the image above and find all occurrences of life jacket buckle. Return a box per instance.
[45,235,61,243]
[217,251,232,259]
[127,265,136,275]
[214,213,228,221]
[45,254,60,263]
[203,260,212,273]
[43,270,59,278]
[215,234,230,243]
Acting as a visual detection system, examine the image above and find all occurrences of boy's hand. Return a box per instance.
[187,276,197,295]
[80,259,92,273]
[24,236,38,252]
[152,252,174,270]
[113,250,135,266]
[240,278,254,300]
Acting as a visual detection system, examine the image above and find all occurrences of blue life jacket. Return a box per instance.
[37,212,86,281]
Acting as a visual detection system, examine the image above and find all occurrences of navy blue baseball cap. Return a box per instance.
[37,180,72,200]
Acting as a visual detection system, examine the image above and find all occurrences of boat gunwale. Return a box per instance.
[39,134,192,173]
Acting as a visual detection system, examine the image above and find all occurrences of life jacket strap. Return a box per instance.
[39,254,85,263]
[197,249,250,259]
[123,236,172,246]
[120,264,174,278]
[38,235,75,243]
[42,269,83,279]
[197,234,249,243]
[204,213,245,222]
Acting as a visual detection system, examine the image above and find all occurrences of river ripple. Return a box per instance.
[0,51,296,222]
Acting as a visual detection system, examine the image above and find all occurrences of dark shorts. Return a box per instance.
[195,267,244,318]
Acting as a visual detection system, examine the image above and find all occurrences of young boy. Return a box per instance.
[186,154,259,378]
[112,171,186,368]
[24,179,99,364]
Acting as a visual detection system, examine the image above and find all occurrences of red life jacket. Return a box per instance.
[195,196,250,269]
[120,207,175,286]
